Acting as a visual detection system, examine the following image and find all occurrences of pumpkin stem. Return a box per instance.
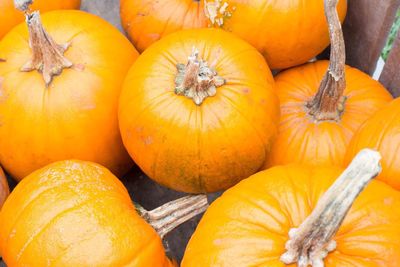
[20,10,73,87]
[306,0,346,122]
[280,148,381,267]
[138,194,208,238]
[175,47,225,105]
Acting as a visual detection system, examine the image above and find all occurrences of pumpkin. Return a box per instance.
[0,0,81,39]
[119,0,347,69]
[0,166,9,209]
[182,149,400,266]
[0,3,139,180]
[0,160,208,266]
[118,28,279,193]
[345,97,400,190]
[263,0,392,169]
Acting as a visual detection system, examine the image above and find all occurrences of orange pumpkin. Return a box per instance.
[0,8,139,180]
[119,28,279,193]
[263,0,392,169]
[345,97,400,190]
[0,0,81,39]
[0,160,207,266]
[0,166,9,209]
[120,0,347,69]
[183,149,400,266]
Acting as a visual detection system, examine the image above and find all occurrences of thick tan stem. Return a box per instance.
[306,0,346,121]
[138,195,208,238]
[21,11,73,87]
[280,149,381,267]
[14,0,33,11]
[175,48,225,105]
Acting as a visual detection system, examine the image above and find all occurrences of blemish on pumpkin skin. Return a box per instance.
[73,63,85,71]
[142,136,153,145]
[0,58,5,62]
[242,88,250,94]
[384,197,394,205]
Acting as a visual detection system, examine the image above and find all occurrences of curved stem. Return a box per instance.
[280,149,382,267]
[306,0,346,121]
[137,195,209,238]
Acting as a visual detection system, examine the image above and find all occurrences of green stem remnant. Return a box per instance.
[280,149,381,267]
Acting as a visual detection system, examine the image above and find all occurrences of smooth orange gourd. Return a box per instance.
[0,9,139,180]
[263,0,392,169]
[0,167,9,209]
[264,61,392,168]
[183,151,400,266]
[120,0,347,69]
[0,0,81,39]
[119,28,279,193]
[0,160,207,266]
[345,97,400,190]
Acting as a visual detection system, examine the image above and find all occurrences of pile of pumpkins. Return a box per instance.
[0,0,400,266]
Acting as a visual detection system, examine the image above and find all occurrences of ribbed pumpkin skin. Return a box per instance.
[0,160,175,267]
[345,98,400,190]
[264,61,392,169]
[0,167,8,209]
[182,165,400,266]
[119,0,346,69]
[0,0,81,39]
[0,10,139,180]
[119,28,279,193]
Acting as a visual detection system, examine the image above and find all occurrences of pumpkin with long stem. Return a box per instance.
[263,0,392,169]
[120,0,347,69]
[0,160,208,266]
[0,1,139,180]
[182,149,400,266]
[0,0,81,40]
[345,97,400,190]
[118,28,279,193]
[0,167,9,209]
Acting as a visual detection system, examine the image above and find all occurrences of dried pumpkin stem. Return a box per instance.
[175,48,225,105]
[20,10,73,87]
[306,0,346,122]
[138,194,208,238]
[280,148,381,267]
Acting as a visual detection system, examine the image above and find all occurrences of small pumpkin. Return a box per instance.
[118,28,279,193]
[0,0,81,39]
[183,149,400,266]
[345,97,400,190]
[0,2,139,180]
[120,0,347,69]
[263,0,392,169]
[0,160,208,266]
[0,166,9,209]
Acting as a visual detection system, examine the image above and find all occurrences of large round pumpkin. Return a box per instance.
[0,9,139,180]
[120,0,347,69]
[0,0,81,39]
[0,160,207,266]
[119,28,279,193]
[264,60,392,169]
[0,166,9,209]
[345,97,400,190]
[183,151,400,266]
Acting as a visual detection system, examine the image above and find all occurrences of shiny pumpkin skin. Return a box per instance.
[0,160,175,267]
[0,10,139,180]
[0,166,9,209]
[120,0,347,69]
[0,0,81,39]
[345,98,400,190]
[119,28,279,193]
[182,165,400,266]
[263,60,392,169]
